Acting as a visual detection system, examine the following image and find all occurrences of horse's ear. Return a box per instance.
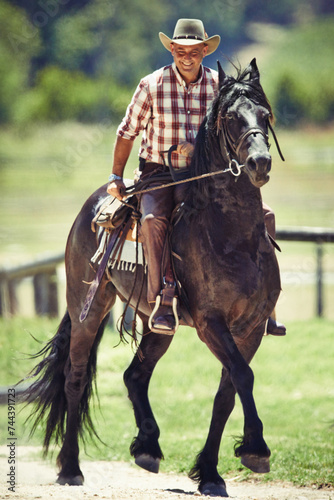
[217,60,227,89]
[249,58,260,83]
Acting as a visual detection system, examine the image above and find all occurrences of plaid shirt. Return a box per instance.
[117,62,219,169]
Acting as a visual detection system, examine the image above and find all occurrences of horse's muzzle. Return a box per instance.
[245,152,271,187]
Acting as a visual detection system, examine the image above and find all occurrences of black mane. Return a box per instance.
[208,64,274,135]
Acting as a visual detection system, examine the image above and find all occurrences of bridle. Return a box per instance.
[217,110,285,174]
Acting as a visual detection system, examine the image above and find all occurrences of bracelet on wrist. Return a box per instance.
[108,173,122,183]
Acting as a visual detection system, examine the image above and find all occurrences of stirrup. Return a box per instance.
[148,295,179,334]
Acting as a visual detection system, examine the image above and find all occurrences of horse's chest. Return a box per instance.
[218,251,263,295]
[174,221,279,307]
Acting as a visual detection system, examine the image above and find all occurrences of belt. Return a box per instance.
[139,158,163,172]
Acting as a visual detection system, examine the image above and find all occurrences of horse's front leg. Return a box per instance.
[123,319,173,473]
[191,317,269,495]
[189,367,235,497]
[231,328,271,474]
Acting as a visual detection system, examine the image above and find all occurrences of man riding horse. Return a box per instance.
[107,18,286,336]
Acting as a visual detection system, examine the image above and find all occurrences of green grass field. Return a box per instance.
[0,316,333,487]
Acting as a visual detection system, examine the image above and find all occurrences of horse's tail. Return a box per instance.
[21,310,109,456]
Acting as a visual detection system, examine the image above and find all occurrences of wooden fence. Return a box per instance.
[0,227,333,318]
[0,252,64,317]
[276,226,334,317]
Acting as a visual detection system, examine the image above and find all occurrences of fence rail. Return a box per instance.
[0,227,333,318]
[276,226,334,317]
[276,226,334,243]
[0,252,64,317]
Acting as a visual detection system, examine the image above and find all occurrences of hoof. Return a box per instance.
[135,453,160,474]
[200,481,229,497]
[56,474,84,485]
[240,454,270,473]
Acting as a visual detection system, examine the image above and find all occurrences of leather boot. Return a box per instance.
[262,206,286,337]
[139,181,178,334]
[266,317,286,336]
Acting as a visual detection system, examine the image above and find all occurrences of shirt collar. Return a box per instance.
[172,62,204,88]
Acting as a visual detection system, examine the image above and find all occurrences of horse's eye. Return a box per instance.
[225,113,233,120]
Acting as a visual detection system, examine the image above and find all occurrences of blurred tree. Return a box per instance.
[0,0,41,123]
[52,0,169,85]
[2,0,334,124]
[9,0,334,83]
[245,0,305,24]
[10,0,91,75]
[261,17,334,125]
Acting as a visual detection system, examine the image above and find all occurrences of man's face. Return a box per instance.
[170,42,208,84]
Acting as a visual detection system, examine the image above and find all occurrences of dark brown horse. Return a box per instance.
[23,59,283,497]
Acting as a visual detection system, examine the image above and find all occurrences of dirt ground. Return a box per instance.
[0,447,333,500]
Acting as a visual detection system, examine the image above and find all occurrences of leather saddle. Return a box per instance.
[91,179,138,233]
[89,184,193,329]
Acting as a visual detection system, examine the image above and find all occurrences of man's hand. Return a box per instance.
[176,141,195,158]
[107,179,126,200]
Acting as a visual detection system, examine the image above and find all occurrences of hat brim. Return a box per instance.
[159,32,220,56]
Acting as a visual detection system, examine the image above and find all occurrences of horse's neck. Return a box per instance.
[206,174,264,237]
[187,131,265,237]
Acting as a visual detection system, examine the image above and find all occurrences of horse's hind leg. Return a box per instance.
[57,279,116,485]
[56,310,110,484]
[123,318,173,473]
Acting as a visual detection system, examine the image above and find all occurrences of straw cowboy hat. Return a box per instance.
[159,19,220,56]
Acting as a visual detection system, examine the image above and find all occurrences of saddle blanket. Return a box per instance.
[91,223,145,272]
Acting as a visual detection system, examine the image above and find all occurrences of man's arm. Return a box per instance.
[107,136,134,199]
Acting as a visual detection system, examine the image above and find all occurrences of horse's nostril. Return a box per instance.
[247,158,257,171]
[262,155,272,172]
[246,154,271,172]
[267,159,272,172]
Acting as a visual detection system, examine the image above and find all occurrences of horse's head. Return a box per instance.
[215,59,275,188]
